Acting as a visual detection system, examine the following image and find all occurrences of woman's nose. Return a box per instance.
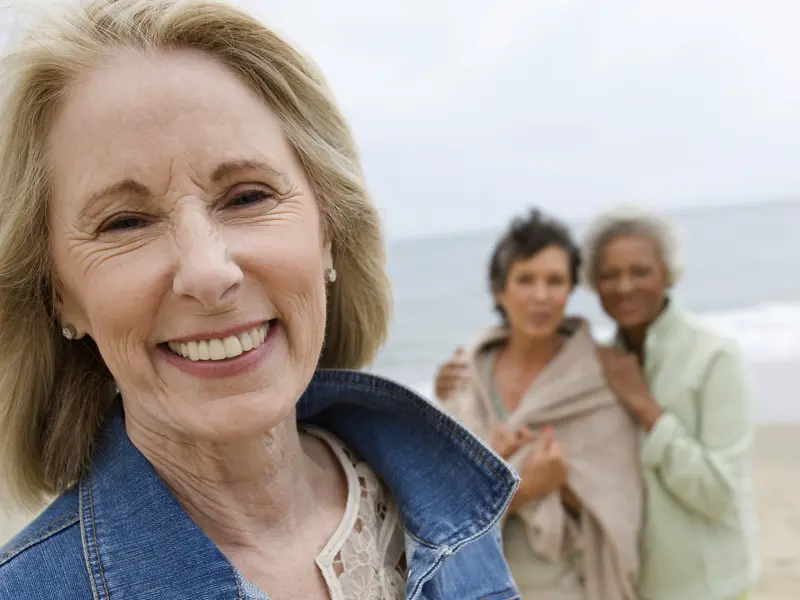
[617,274,635,294]
[531,281,549,300]
[171,210,243,310]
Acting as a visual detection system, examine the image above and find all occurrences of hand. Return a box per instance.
[560,486,582,514]
[596,346,663,430]
[490,424,535,461]
[516,427,568,503]
[434,347,468,400]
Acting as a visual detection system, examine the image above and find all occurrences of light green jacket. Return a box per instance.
[619,302,760,600]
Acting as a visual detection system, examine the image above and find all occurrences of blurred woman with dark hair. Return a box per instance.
[437,209,643,600]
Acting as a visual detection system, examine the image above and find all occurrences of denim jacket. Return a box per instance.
[0,370,521,599]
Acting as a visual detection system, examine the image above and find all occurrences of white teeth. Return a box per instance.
[208,339,226,360]
[240,332,254,352]
[167,323,269,362]
[223,336,243,358]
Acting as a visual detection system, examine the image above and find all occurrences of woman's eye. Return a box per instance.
[228,188,274,207]
[100,215,148,232]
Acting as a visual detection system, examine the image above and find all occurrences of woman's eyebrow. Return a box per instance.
[78,159,288,223]
[78,178,150,223]
[210,159,287,186]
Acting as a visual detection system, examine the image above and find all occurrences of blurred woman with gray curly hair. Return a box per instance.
[586,205,759,600]
[0,1,521,598]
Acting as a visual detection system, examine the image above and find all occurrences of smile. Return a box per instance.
[166,322,270,362]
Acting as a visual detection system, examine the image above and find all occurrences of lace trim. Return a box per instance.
[305,427,408,600]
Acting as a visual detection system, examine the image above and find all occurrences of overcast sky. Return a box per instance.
[234,0,800,238]
[6,0,800,238]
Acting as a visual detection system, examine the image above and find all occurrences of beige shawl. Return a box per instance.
[443,319,643,600]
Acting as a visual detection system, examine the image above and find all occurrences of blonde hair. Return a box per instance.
[0,0,391,509]
[580,204,684,291]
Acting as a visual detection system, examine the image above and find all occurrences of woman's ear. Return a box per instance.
[493,289,507,315]
[53,283,90,340]
[322,238,333,272]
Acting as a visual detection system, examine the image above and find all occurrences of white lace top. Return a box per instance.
[307,427,407,599]
[240,427,408,600]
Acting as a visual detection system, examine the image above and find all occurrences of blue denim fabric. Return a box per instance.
[1,369,520,599]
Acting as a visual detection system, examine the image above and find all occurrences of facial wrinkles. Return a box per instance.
[59,198,196,401]
[57,154,181,267]
[175,200,226,263]
[292,277,326,368]
[110,205,217,429]
[45,49,335,452]
[261,228,326,371]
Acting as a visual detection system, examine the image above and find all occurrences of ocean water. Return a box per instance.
[370,200,800,420]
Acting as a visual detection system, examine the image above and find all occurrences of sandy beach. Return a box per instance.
[748,423,800,600]
[0,421,797,598]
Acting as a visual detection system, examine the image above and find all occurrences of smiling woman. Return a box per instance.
[433,209,643,600]
[583,206,759,600]
[0,1,520,599]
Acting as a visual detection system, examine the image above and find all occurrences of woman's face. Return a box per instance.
[596,234,669,329]
[47,49,332,442]
[495,246,573,341]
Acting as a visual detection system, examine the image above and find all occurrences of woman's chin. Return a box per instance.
[613,313,649,330]
[519,323,561,340]
[175,391,297,442]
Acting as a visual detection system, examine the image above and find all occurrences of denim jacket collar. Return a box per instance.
[79,369,518,600]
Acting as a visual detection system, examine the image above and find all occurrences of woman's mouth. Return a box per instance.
[165,321,272,362]
[615,300,641,315]
[528,311,551,324]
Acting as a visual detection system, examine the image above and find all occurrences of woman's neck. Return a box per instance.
[621,326,647,361]
[504,328,564,368]
[621,299,669,362]
[125,408,343,552]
